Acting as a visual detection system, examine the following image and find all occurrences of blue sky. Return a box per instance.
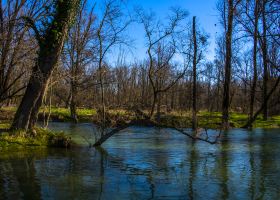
[93,0,219,64]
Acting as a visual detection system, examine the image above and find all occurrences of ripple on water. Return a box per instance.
[0,123,279,200]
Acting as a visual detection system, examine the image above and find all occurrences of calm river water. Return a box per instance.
[0,122,279,199]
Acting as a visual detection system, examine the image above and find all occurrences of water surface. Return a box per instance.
[0,122,280,199]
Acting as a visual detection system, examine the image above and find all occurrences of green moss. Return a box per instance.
[0,127,73,149]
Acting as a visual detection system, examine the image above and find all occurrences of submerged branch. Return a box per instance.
[172,127,222,145]
[93,112,222,147]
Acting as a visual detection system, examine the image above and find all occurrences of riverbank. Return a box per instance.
[1,107,279,129]
[0,123,73,148]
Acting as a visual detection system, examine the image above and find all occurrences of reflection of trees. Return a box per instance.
[96,147,108,200]
[153,128,170,171]
[219,131,229,200]
[0,161,22,199]
[97,147,156,199]
[13,156,42,199]
[258,130,274,200]
[248,131,256,200]
[188,141,198,200]
[2,128,279,199]
[0,152,42,199]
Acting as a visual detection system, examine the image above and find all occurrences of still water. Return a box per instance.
[0,122,280,200]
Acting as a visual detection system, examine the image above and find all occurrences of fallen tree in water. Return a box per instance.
[93,109,222,147]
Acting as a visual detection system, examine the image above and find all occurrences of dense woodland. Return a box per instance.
[0,0,279,133]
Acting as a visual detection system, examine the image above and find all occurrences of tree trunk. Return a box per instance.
[11,68,47,130]
[243,76,280,128]
[156,92,161,123]
[65,89,72,108]
[150,91,157,119]
[192,16,198,130]
[216,71,221,112]
[222,0,234,129]
[99,69,106,129]
[28,89,45,130]
[249,0,259,125]
[11,0,80,131]
[261,0,268,120]
[70,80,78,123]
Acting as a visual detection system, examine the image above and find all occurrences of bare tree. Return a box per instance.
[236,0,260,124]
[192,16,198,130]
[63,0,95,122]
[137,7,188,119]
[0,0,49,105]
[218,0,241,129]
[95,0,131,129]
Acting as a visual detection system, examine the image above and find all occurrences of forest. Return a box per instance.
[0,0,279,199]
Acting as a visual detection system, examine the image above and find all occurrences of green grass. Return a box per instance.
[39,107,96,122]
[160,111,279,129]
[0,108,279,150]
[0,126,73,149]
[1,106,279,129]
[0,123,10,129]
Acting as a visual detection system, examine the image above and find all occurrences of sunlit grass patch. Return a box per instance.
[0,123,10,129]
[253,116,280,128]
[0,127,73,148]
[1,106,279,128]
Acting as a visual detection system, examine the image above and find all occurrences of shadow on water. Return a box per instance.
[0,123,280,199]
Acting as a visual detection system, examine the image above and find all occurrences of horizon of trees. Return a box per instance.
[0,0,279,131]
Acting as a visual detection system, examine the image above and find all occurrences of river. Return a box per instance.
[0,122,279,199]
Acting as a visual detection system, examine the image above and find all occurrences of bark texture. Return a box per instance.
[11,0,80,131]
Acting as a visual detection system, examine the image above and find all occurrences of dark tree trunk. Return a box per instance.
[216,71,221,112]
[11,0,80,131]
[156,92,161,123]
[222,0,234,129]
[150,91,157,119]
[171,89,174,110]
[28,89,45,130]
[192,16,197,130]
[11,69,47,131]
[65,89,72,108]
[249,0,259,125]
[261,0,268,120]
[70,79,78,123]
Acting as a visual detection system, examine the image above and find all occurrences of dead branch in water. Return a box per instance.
[93,109,223,147]
[171,127,222,145]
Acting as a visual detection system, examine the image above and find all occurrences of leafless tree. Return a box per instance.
[137,7,188,119]
[95,0,131,129]
[0,0,49,105]
[63,0,96,122]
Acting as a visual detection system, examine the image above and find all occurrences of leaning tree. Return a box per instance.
[11,0,81,131]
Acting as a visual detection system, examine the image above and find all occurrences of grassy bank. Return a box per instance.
[1,107,280,129]
[160,111,280,128]
[0,124,73,149]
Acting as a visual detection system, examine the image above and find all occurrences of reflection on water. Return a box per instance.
[0,123,280,200]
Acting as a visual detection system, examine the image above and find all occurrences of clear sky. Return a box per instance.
[94,0,219,64]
